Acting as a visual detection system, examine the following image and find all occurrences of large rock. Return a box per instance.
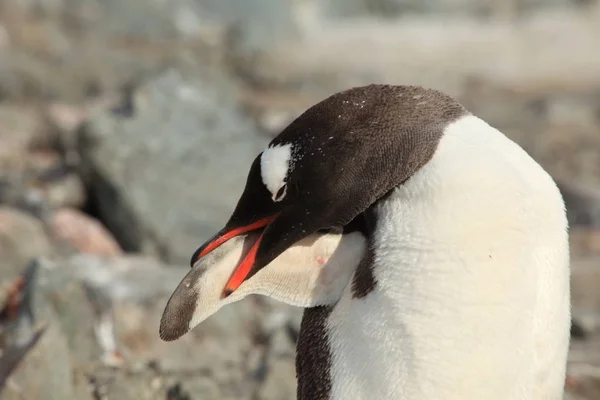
[78,70,268,264]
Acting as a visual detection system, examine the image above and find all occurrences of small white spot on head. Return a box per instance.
[260,143,293,202]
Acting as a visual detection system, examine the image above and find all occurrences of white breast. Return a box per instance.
[326,114,570,400]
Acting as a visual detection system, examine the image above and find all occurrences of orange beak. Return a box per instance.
[191,215,277,298]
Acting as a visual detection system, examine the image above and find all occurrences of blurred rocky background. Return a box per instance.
[0,0,600,399]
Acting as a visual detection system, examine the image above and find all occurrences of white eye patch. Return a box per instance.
[260,143,293,202]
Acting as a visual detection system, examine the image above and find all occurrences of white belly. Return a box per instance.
[326,115,570,400]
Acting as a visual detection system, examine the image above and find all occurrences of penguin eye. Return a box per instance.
[273,184,287,202]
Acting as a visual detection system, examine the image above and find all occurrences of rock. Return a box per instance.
[50,208,122,256]
[558,182,600,228]
[0,146,86,213]
[37,258,102,367]
[0,261,43,379]
[198,0,298,53]
[0,260,94,400]
[88,369,167,400]
[257,356,297,400]
[0,23,8,49]
[571,257,600,334]
[70,253,300,398]
[314,0,585,20]
[0,5,169,102]
[44,102,90,163]
[529,121,600,192]
[78,70,268,264]
[120,295,257,372]
[46,103,88,137]
[570,377,600,400]
[64,253,185,365]
[0,104,46,176]
[570,229,600,258]
[0,0,298,103]
[42,173,86,209]
[0,207,52,280]
[567,332,600,399]
[34,0,296,49]
[63,253,187,366]
[166,383,192,400]
[58,252,299,399]
[571,257,600,312]
[2,319,80,400]
[25,149,63,173]
[256,328,297,400]
[565,389,595,400]
[242,5,600,98]
[65,253,188,304]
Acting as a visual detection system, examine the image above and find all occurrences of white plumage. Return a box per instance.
[326,114,570,399]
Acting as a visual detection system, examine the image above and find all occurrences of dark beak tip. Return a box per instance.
[159,272,200,342]
[158,323,187,342]
[159,305,192,342]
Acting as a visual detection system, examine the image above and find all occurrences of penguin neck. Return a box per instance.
[324,114,570,400]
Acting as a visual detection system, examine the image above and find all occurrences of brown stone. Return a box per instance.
[50,208,123,256]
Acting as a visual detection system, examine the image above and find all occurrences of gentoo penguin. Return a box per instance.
[160,84,571,400]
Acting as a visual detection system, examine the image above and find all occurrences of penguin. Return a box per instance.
[160,84,571,400]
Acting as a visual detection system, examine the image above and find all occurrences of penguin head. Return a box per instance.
[160,84,466,340]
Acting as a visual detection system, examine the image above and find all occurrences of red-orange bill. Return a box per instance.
[222,234,264,297]
[193,215,276,263]
[190,215,277,297]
